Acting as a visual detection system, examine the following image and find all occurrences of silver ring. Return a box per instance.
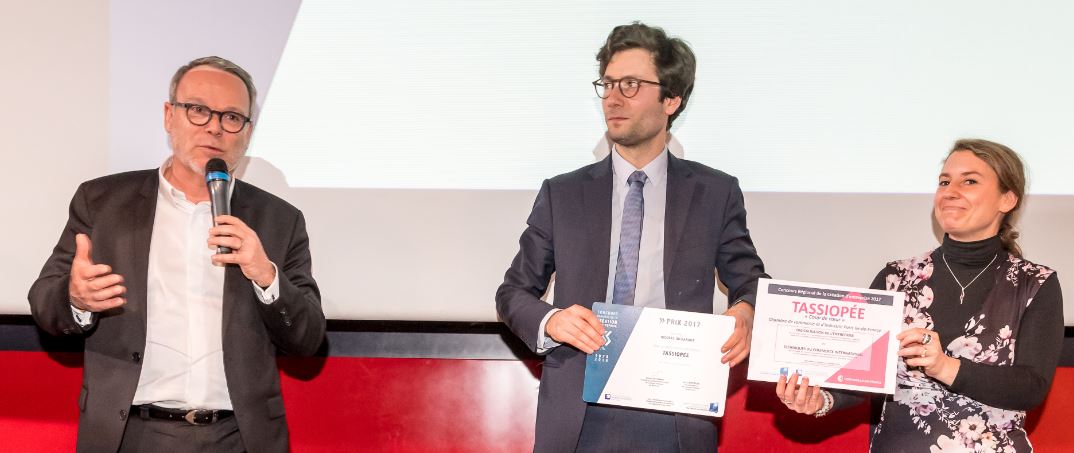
[921,332,932,345]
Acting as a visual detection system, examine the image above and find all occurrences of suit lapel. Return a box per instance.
[221,182,251,339]
[663,154,696,283]
[128,172,159,345]
[583,156,613,299]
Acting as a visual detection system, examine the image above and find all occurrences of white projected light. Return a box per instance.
[6,0,1070,324]
[252,1,1074,194]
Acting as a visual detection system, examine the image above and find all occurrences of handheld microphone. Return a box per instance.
[205,158,232,254]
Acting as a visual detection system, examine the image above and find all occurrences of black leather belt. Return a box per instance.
[133,404,234,425]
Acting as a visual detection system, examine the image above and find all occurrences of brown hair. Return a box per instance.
[169,56,257,118]
[596,22,696,130]
[947,138,1027,258]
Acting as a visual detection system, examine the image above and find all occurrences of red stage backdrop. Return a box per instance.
[1,351,1070,452]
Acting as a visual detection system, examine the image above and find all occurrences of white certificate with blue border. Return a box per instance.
[583,302,736,417]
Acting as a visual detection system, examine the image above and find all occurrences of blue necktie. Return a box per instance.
[612,171,647,306]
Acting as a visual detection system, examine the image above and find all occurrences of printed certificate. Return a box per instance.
[583,302,736,417]
[747,278,905,394]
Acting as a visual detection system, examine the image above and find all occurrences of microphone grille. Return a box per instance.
[205,158,230,182]
[205,158,228,173]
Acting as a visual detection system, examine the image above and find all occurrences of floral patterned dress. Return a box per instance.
[870,251,1055,453]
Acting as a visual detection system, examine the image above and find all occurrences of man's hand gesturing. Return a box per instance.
[68,234,126,312]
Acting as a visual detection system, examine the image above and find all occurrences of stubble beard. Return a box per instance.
[168,135,248,177]
[607,121,660,149]
[167,134,207,177]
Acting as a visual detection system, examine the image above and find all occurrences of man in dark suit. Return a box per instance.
[496,23,769,452]
[28,56,325,453]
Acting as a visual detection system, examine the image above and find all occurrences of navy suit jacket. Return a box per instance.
[496,153,768,452]
[28,169,325,453]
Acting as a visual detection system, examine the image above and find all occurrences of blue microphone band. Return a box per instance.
[206,171,230,182]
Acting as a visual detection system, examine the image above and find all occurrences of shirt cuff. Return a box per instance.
[536,308,562,354]
[70,304,95,328]
[251,262,280,304]
[730,298,753,309]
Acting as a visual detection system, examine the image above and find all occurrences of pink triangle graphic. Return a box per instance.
[825,332,889,388]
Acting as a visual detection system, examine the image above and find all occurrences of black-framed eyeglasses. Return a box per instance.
[171,102,251,133]
[592,77,663,99]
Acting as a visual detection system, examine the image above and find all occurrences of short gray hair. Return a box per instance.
[169,56,257,117]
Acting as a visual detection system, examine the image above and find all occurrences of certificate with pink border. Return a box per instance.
[747,278,905,394]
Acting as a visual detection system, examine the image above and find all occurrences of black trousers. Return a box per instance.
[118,411,245,453]
[575,404,681,453]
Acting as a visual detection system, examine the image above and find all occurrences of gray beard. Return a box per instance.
[181,156,205,177]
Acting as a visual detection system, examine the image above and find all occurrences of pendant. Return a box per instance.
[959,289,965,304]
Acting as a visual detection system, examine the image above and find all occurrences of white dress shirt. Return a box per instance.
[537,148,669,352]
[72,158,280,410]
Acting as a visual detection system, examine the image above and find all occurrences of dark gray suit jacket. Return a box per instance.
[496,154,768,453]
[28,169,325,453]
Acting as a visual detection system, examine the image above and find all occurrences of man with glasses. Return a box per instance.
[29,56,325,453]
[496,23,768,452]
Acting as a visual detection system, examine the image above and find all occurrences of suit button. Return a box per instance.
[119,409,127,420]
[62,328,72,335]
[131,352,142,363]
[283,319,293,327]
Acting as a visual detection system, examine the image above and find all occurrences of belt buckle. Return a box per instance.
[184,410,206,425]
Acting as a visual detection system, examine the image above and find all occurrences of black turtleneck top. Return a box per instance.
[832,235,1064,411]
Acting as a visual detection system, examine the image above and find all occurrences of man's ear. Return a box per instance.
[663,96,682,116]
[163,101,174,134]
